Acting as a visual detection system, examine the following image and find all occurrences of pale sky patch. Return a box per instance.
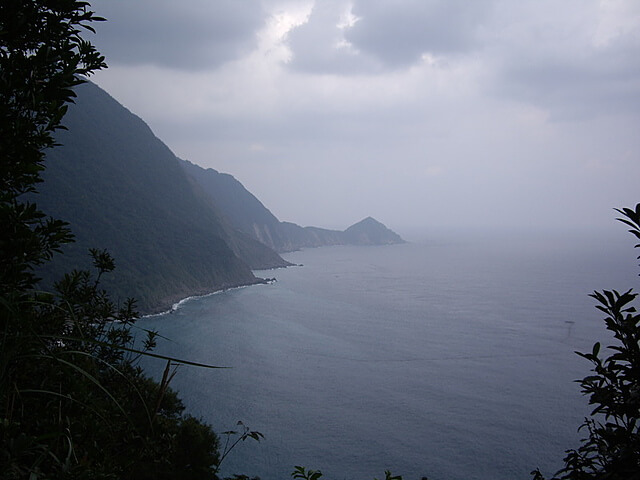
[424,166,444,178]
[249,143,267,152]
[594,0,640,47]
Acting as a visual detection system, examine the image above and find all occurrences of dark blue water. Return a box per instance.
[138,230,638,480]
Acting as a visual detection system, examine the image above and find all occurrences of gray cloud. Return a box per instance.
[346,0,493,66]
[91,0,266,70]
[286,0,493,74]
[469,0,640,119]
[284,0,640,120]
[286,0,381,74]
[496,40,640,120]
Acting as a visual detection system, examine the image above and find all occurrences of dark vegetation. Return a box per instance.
[1,1,637,479]
[0,2,229,478]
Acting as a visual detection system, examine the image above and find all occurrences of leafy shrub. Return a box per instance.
[0,2,223,478]
[532,205,640,479]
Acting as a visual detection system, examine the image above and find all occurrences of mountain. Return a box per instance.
[180,159,291,251]
[343,217,405,245]
[34,81,403,313]
[36,82,288,313]
[180,160,406,252]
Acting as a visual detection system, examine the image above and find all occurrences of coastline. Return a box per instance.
[139,242,403,318]
[141,276,277,318]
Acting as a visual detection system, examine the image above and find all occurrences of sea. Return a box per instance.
[138,228,638,480]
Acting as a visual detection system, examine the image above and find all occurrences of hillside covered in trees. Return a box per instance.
[35,81,290,312]
[34,81,404,313]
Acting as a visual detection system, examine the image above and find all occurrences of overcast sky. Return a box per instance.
[89,0,640,235]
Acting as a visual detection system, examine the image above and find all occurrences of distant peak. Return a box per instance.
[343,217,405,245]
[352,216,383,227]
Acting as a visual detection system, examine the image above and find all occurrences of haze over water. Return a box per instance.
[140,229,637,480]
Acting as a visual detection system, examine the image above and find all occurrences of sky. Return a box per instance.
[89,0,640,235]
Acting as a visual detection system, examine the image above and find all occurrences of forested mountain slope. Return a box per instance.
[36,82,288,313]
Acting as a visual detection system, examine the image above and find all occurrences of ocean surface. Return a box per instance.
[138,229,638,480]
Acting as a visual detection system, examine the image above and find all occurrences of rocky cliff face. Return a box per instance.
[181,161,406,252]
[180,159,290,253]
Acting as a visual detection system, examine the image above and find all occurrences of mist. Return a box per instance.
[90,0,640,233]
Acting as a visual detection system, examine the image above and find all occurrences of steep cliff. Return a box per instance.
[181,161,405,252]
[36,82,288,312]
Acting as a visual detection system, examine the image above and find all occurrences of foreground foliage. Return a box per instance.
[533,205,640,479]
[1,1,222,478]
[291,466,404,480]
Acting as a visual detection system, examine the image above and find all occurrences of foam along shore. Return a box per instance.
[142,277,277,318]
